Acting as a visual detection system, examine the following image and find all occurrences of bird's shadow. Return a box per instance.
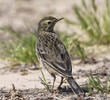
[58,86,73,93]
[57,85,88,94]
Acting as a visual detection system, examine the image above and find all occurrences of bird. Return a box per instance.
[36,16,84,96]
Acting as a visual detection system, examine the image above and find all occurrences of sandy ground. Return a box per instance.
[0,52,110,99]
[0,55,109,88]
[0,51,109,90]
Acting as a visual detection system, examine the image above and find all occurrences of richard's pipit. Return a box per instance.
[36,16,84,96]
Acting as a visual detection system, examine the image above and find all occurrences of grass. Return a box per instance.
[0,26,38,65]
[39,69,50,92]
[87,75,110,94]
[65,0,110,45]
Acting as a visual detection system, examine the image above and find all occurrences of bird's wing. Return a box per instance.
[36,32,72,77]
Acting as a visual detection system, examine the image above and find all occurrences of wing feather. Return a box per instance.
[36,32,72,77]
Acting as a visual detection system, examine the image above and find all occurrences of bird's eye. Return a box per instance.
[48,21,51,24]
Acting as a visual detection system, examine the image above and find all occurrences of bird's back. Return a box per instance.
[36,31,72,77]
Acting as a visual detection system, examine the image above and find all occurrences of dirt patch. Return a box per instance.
[0,84,110,100]
[0,53,110,99]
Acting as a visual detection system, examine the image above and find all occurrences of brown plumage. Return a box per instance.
[36,16,84,96]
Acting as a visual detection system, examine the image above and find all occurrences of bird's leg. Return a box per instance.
[51,73,56,93]
[58,77,64,89]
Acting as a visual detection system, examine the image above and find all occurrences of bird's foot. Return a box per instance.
[51,89,58,94]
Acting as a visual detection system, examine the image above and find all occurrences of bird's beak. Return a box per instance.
[56,18,64,22]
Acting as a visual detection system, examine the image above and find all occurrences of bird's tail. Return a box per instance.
[67,77,84,96]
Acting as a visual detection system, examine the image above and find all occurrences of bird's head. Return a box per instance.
[38,16,63,32]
